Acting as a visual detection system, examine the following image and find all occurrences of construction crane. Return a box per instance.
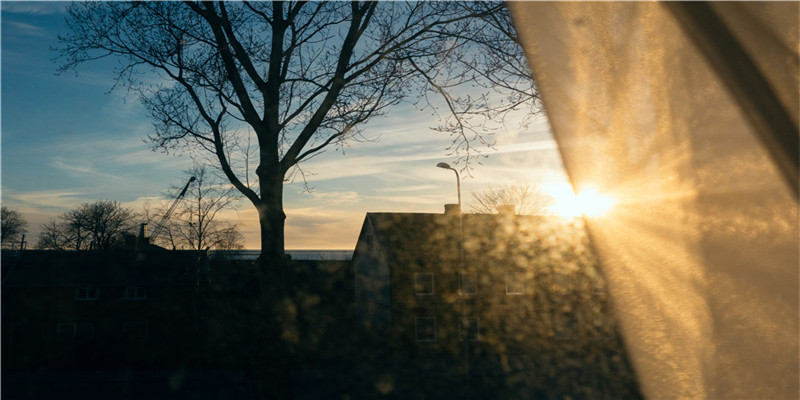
[149,176,196,243]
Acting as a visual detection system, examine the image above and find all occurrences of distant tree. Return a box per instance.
[1,206,28,249]
[37,218,78,250]
[469,184,554,215]
[37,200,136,250]
[152,165,244,251]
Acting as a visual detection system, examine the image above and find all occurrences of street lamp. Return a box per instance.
[438,161,469,395]
[436,162,461,208]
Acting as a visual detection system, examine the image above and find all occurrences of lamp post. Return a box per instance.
[436,161,469,398]
[436,162,461,209]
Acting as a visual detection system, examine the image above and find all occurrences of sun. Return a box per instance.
[544,184,616,218]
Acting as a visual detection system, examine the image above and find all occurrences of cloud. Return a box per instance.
[1,2,67,15]
[2,189,87,211]
[50,158,121,180]
[493,139,558,154]
[376,184,441,193]
[363,194,447,207]
[307,191,360,204]
[3,20,49,38]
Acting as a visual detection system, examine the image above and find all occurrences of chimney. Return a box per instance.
[444,203,461,215]
[498,204,515,215]
[139,223,148,240]
[138,223,150,246]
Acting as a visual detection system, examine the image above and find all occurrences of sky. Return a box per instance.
[1,1,572,250]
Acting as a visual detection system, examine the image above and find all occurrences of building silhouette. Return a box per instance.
[352,206,641,398]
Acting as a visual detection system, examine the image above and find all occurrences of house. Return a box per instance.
[1,248,209,371]
[352,206,641,398]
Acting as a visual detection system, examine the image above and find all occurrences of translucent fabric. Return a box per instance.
[509,2,798,399]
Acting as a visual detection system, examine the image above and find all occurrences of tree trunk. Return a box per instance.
[248,169,293,399]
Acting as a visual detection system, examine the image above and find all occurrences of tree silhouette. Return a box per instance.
[469,184,554,215]
[152,165,244,251]
[1,206,28,250]
[37,200,136,250]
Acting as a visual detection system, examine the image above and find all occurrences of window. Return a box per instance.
[554,313,578,340]
[74,287,99,301]
[415,317,436,342]
[57,323,75,342]
[593,284,607,296]
[56,323,94,343]
[460,317,479,341]
[124,322,149,342]
[125,286,147,300]
[76,323,95,341]
[552,273,573,295]
[414,273,434,295]
[459,272,477,295]
[506,271,525,295]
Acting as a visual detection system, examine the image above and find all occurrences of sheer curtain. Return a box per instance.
[510,2,798,398]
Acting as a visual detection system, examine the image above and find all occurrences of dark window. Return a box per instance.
[459,272,477,295]
[57,324,75,342]
[506,271,525,295]
[415,317,436,342]
[125,286,147,300]
[414,273,434,295]
[75,287,99,301]
[460,317,480,341]
[76,323,95,341]
[552,273,573,295]
[555,313,578,340]
[124,322,149,342]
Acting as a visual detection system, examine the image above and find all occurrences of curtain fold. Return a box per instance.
[510,2,799,398]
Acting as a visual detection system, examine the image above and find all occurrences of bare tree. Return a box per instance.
[57,3,537,395]
[469,184,554,215]
[37,200,136,250]
[37,218,79,250]
[152,165,244,251]
[1,206,28,249]
[57,1,537,266]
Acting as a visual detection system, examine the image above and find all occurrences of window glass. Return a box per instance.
[57,324,75,342]
[126,286,147,300]
[414,273,434,295]
[506,272,525,294]
[415,317,436,342]
[460,317,480,341]
[75,287,99,301]
[459,272,477,295]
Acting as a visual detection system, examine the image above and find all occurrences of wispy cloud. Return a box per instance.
[1,2,67,15]
[50,158,116,179]
[307,191,360,204]
[2,189,87,210]
[3,20,49,38]
[363,194,447,207]
[376,184,440,193]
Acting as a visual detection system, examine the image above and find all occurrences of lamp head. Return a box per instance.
[436,162,451,169]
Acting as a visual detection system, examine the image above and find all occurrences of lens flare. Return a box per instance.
[545,184,615,218]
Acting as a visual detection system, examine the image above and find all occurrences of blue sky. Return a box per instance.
[1,1,570,249]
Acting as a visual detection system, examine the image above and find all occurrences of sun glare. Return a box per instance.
[545,184,616,218]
